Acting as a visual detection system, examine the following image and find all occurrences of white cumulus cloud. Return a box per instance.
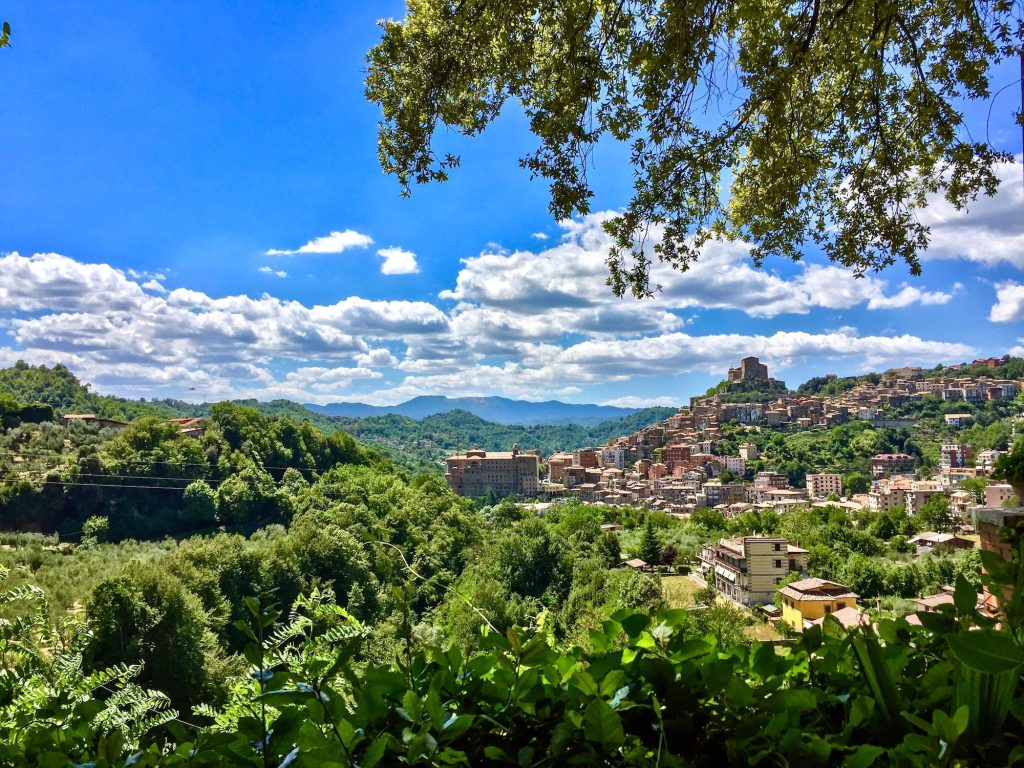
[990,281,1024,322]
[377,246,419,275]
[917,159,1024,267]
[265,229,374,256]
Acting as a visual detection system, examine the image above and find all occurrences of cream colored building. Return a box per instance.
[738,442,760,461]
[806,473,843,498]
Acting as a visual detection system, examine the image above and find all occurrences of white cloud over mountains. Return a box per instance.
[0,210,985,404]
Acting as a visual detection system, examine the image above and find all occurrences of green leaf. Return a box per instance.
[582,698,625,749]
[843,744,884,768]
[948,630,1024,674]
[35,754,72,768]
[979,550,1014,584]
[931,709,963,745]
[440,714,474,741]
[954,574,976,616]
[849,696,875,728]
[484,746,510,760]
[361,734,390,768]
[424,687,444,728]
[619,612,650,638]
[402,689,423,722]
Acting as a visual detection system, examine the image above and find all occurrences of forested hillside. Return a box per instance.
[0,400,381,539]
[0,362,342,431]
[330,406,676,472]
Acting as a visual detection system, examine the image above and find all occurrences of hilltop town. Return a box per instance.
[445,356,1021,522]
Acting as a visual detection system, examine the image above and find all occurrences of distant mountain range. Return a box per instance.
[304,395,655,425]
[329,407,677,473]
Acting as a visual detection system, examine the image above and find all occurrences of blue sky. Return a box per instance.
[1,2,1023,407]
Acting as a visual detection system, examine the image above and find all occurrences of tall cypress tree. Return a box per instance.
[638,520,662,565]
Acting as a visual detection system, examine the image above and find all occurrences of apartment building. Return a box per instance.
[939,444,973,471]
[445,445,540,498]
[661,444,692,472]
[806,473,843,498]
[904,481,948,515]
[986,483,1018,507]
[701,480,748,507]
[601,446,627,470]
[870,453,916,478]
[547,453,574,484]
[699,536,809,606]
[754,471,789,490]
[724,456,747,476]
[975,449,1004,476]
[867,478,912,513]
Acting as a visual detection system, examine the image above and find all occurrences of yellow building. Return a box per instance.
[778,578,859,631]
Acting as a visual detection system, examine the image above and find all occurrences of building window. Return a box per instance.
[837,602,846,609]
[825,605,832,614]
[773,543,782,551]
[774,559,782,569]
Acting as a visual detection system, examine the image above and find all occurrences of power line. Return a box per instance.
[29,481,201,491]
[18,474,304,491]
[22,471,214,483]
[4,450,339,473]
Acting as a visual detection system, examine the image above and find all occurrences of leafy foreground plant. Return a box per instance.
[3,545,1024,767]
[0,566,177,765]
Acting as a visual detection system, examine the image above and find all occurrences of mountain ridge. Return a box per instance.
[304,394,651,425]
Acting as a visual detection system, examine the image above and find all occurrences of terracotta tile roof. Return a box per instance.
[779,578,858,602]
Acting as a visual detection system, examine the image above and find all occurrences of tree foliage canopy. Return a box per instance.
[367,0,1022,297]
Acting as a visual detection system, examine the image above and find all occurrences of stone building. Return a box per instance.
[445,445,540,498]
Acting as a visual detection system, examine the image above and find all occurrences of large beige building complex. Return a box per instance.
[445,445,540,498]
[699,536,809,605]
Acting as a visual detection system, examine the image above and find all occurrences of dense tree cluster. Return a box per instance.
[0,400,384,538]
[0,394,54,430]
[715,419,921,487]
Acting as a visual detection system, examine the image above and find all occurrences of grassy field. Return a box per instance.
[661,574,702,607]
[661,574,784,642]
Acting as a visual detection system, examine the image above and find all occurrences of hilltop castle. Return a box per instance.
[726,356,786,389]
